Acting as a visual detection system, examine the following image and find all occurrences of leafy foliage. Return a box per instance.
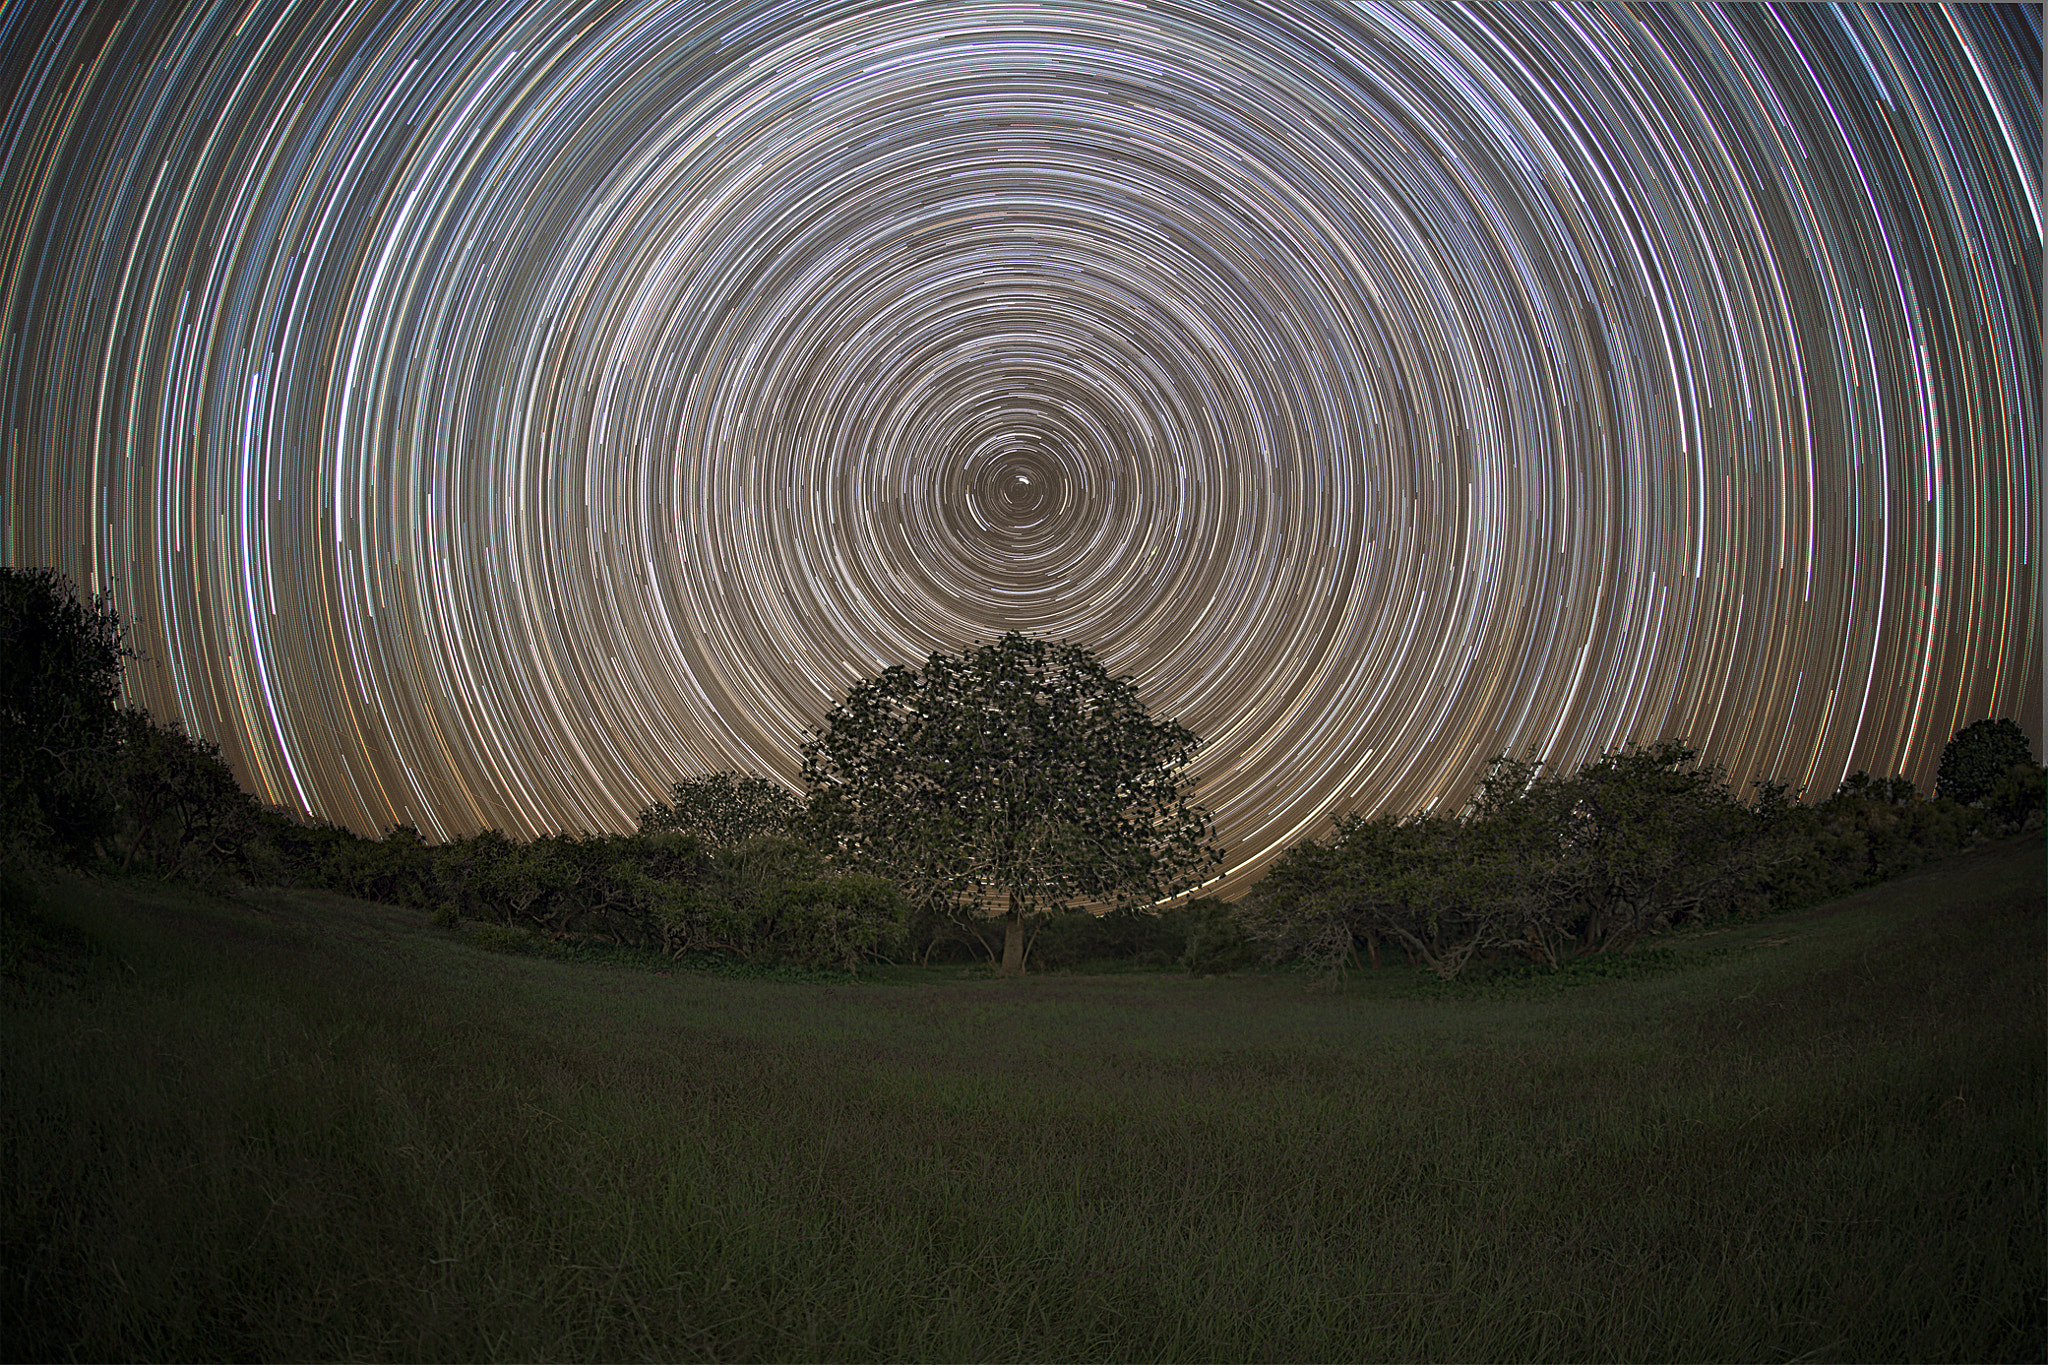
[1529,740,1761,953]
[108,708,259,881]
[635,771,800,846]
[1246,741,1769,981]
[1936,717,2036,806]
[268,822,906,972]
[1,567,130,862]
[1244,723,2047,984]
[801,633,1221,972]
[1176,896,1259,974]
[1238,801,1567,984]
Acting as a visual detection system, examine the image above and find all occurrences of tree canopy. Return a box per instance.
[1935,718,2035,806]
[800,633,1221,974]
[2,566,131,862]
[1240,739,1770,981]
[635,771,800,847]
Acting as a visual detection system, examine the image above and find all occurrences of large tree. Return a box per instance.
[1,567,131,862]
[800,633,1221,975]
[1935,718,2035,806]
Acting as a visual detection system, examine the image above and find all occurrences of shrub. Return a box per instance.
[1181,898,1258,975]
[108,709,259,880]
[1245,740,1821,982]
[1027,904,1188,970]
[1981,759,2047,833]
[636,772,799,846]
[772,873,908,971]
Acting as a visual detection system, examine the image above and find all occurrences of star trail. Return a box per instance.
[1,0,2038,896]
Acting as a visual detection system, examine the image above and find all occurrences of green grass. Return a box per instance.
[5,835,2043,1362]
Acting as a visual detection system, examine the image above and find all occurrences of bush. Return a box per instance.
[1025,905,1189,970]
[1981,760,2047,833]
[1245,740,1828,982]
[636,772,799,845]
[772,873,907,971]
[108,709,259,880]
[1181,897,1258,975]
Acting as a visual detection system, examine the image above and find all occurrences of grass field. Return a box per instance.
[4,833,2043,1362]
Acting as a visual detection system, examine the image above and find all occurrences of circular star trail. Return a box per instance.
[2,1,2038,895]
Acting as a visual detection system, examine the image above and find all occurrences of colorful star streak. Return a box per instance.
[1,1,2038,896]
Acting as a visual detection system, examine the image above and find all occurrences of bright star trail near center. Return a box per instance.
[2,1,2038,896]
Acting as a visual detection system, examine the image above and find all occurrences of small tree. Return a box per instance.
[1539,739,1751,951]
[1935,719,2035,806]
[471,833,572,928]
[110,708,257,879]
[636,771,800,847]
[801,634,1221,975]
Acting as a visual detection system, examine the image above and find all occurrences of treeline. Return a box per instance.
[253,808,1231,972]
[1240,731,2044,981]
[0,569,902,970]
[153,729,2046,981]
[2,567,261,888]
[5,565,2041,979]
[0,568,1215,973]
[255,817,907,971]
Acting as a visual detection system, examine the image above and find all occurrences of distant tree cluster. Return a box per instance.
[635,771,799,846]
[1241,731,2043,983]
[4,566,2038,979]
[252,817,906,972]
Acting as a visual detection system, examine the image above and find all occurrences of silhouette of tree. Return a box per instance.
[1,567,131,862]
[636,771,799,847]
[801,633,1220,975]
[1935,718,2035,806]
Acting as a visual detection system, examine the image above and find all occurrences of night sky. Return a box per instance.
[2,0,2038,897]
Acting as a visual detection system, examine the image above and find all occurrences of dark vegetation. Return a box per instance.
[1241,737,2046,983]
[4,831,2041,1361]
[803,633,1221,974]
[3,565,2045,1359]
[1,565,2041,979]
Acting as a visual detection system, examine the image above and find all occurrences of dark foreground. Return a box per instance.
[4,833,2043,1361]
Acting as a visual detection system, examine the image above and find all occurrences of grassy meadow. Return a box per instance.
[4,833,2043,1362]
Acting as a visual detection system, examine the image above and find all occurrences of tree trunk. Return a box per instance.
[999,893,1026,976]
